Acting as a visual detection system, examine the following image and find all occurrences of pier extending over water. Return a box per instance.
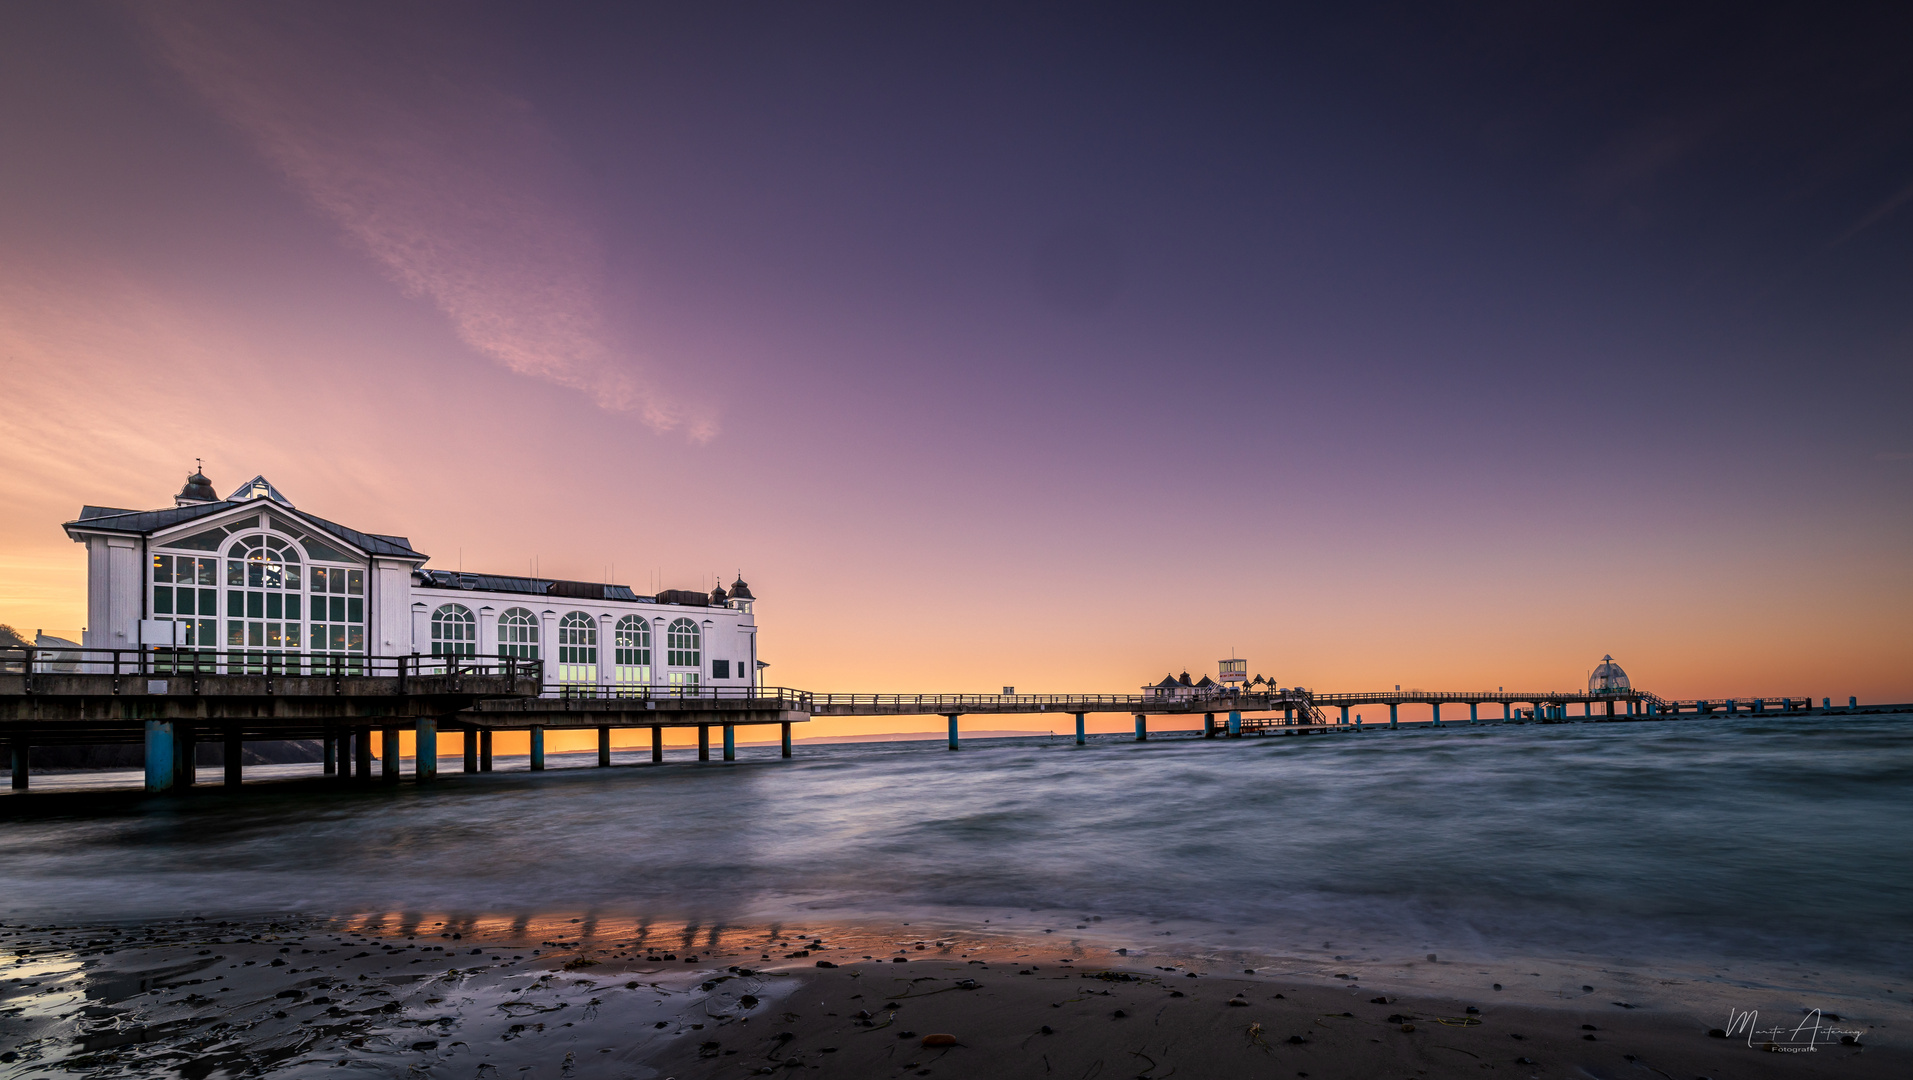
[1,646,1898,794]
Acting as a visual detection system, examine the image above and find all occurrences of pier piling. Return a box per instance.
[355,728,371,780]
[1389,703,1398,728]
[323,731,337,775]
[651,726,663,763]
[416,718,436,782]
[723,724,736,761]
[1134,713,1147,741]
[1227,710,1241,737]
[1077,712,1088,745]
[597,726,611,767]
[480,729,494,771]
[9,736,27,790]
[529,726,546,771]
[1431,702,1442,727]
[143,720,174,793]
[1203,712,1216,738]
[381,727,399,782]
[463,727,478,772]
[697,724,710,761]
[781,721,792,759]
[947,713,960,751]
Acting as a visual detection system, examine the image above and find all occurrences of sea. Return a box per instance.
[3,713,1910,1001]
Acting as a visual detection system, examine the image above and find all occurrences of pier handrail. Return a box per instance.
[0,645,542,689]
[546,685,812,709]
[805,689,1308,709]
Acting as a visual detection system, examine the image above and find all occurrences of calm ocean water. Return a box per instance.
[4,714,1909,984]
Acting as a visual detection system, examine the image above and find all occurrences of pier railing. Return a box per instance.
[806,690,1308,710]
[0,645,540,689]
[549,685,812,709]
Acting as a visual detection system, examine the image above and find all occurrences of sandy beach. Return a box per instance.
[4,913,1906,1079]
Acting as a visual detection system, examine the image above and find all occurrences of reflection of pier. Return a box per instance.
[2,645,1898,795]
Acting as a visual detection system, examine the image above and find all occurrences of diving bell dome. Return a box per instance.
[1589,655,1630,694]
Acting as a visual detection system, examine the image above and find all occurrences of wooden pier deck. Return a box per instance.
[2,646,1900,795]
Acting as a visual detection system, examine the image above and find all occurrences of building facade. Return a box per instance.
[62,470,759,693]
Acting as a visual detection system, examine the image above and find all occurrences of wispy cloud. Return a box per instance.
[134,3,711,438]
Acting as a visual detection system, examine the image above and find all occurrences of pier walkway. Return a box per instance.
[1,646,1895,795]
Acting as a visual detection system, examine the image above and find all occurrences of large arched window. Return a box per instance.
[431,603,476,657]
[613,615,650,689]
[224,533,304,670]
[498,608,539,659]
[557,611,597,687]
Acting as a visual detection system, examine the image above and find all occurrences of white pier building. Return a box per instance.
[61,469,758,694]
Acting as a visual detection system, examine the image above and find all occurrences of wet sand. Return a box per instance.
[2,915,1906,1079]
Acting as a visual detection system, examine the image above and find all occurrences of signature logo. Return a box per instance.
[1720,1009,1863,1053]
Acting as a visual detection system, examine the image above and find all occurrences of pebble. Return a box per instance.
[920,1034,957,1047]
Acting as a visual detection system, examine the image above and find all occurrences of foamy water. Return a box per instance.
[4,714,1909,1001]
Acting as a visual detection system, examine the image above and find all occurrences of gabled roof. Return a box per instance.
[226,475,295,506]
[67,497,425,561]
[1194,675,1217,687]
[1154,674,1181,688]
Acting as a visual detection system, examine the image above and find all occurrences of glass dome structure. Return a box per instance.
[1589,654,1630,695]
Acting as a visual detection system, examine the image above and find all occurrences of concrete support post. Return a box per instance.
[355,728,371,780]
[144,720,175,793]
[1227,710,1241,737]
[224,727,243,787]
[529,726,546,771]
[10,737,29,790]
[323,732,337,775]
[1469,702,1478,724]
[598,726,612,767]
[1340,705,1349,725]
[652,726,664,763]
[381,727,399,782]
[1388,703,1398,728]
[1583,701,1591,717]
[1202,712,1216,738]
[947,714,960,751]
[697,725,710,761]
[174,724,196,789]
[1431,702,1442,727]
[415,718,437,782]
[464,728,479,772]
[1134,713,1147,741]
[1077,713,1088,745]
[480,729,494,771]
[723,725,735,761]
[781,721,793,759]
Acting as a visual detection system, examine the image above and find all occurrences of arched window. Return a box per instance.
[431,603,476,657]
[498,608,539,660]
[665,617,701,693]
[666,618,700,668]
[613,615,650,689]
[557,611,597,687]
[222,533,308,671]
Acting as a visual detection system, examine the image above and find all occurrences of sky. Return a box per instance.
[2,1,1910,726]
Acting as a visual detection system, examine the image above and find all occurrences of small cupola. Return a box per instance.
[729,575,755,601]
[175,465,218,507]
[710,582,729,604]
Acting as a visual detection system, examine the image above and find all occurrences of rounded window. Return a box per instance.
[498,608,539,660]
[431,603,477,657]
[557,612,598,687]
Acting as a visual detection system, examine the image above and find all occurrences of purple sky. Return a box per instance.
[2,2,1909,711]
